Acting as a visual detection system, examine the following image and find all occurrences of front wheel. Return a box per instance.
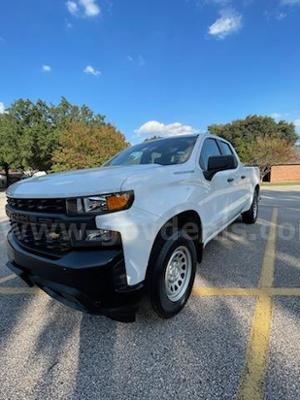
[242,190,259,224]
[148,230,197,319]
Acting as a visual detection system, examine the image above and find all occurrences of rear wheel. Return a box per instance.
[148,230,197,319]
[242,189,259,224]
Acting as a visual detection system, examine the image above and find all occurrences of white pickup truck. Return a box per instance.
[6,134,260,322]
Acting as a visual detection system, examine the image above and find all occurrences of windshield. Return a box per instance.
[106,136,198,166]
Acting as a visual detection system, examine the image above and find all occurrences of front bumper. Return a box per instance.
[6,232,143,322]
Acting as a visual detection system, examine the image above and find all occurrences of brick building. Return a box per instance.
[269,149,300,183]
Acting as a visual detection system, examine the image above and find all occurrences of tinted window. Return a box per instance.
[219,141,233,156]
[218,140,238,167]
[106,136,198,166]
[199,139,221,170]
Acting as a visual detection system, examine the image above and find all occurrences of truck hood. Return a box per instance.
[6,165,161,199]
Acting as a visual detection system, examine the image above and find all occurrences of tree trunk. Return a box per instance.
[4,163,9,188]
[260,165,271,182]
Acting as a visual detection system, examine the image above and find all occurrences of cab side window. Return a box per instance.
[218,140,238,168]
[218,141,232,156]
[199,139,221,170]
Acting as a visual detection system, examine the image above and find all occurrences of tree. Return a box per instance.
[0,113,23,185]
[8,98,107,174]
[247,135,295,179]
[0,98,107,182]
[7,99,59,173]
[50,97,105,128]
[52,121,128,171]
[208,115,298,163]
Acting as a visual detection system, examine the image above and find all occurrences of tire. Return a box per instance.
[242,189,259,224]
[147,230,197,319]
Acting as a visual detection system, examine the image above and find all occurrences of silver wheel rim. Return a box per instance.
[165,245,192,302]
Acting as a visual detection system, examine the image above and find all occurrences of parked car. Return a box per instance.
[5,134,260,322]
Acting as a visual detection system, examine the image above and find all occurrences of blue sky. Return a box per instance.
[0,0,300,143]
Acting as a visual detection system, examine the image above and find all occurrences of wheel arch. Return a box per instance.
[147,210,203,274]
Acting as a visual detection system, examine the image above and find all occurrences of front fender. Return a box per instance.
[96,207,161,286]
[95,203,203,287]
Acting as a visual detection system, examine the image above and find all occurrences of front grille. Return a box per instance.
[7,197,99,258]
[11,221,72,257]
[7,196,72,257]
[7,197,66,214]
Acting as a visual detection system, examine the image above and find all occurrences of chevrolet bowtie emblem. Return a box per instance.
[48,232,60,240]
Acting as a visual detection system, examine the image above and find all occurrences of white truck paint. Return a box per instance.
[7,134,260,287]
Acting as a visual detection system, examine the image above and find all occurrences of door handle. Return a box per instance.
[241,175,246,179]
[227,178,234,183]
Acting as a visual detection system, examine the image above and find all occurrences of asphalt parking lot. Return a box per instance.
[0,187,299,400]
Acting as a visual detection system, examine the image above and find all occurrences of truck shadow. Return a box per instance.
[69,295,252,400]
[197,214,272,289]
[0,275,257,400]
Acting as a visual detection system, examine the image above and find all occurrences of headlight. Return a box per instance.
[66,191,134,215]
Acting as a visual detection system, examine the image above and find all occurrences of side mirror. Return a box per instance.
[204,155,236,180]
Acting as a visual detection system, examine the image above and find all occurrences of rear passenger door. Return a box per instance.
[217,140,247,215]
[199,138,237,239]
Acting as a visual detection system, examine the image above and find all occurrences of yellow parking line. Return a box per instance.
[0,274,16,284]
[192,287,257,296]
[192,287,300,297]
[258,208,278,288]
[239,208,278,400]
[239,295,273,400]
[0,287,42,295]
[270,288,300,296]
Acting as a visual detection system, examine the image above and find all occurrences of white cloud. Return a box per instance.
[66,0,100,17]
[268,0,300,21]
[294,119,300,135]
[281,0,300,5]
[84,65,101,76]
[271,112,293,120]
[208,9,242,39]
[66,1,79,15]
[79,0,100,16]
[271,112,282,120]
[135,121,198,137]
[0,102,5,113]
[42,64,51,72]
